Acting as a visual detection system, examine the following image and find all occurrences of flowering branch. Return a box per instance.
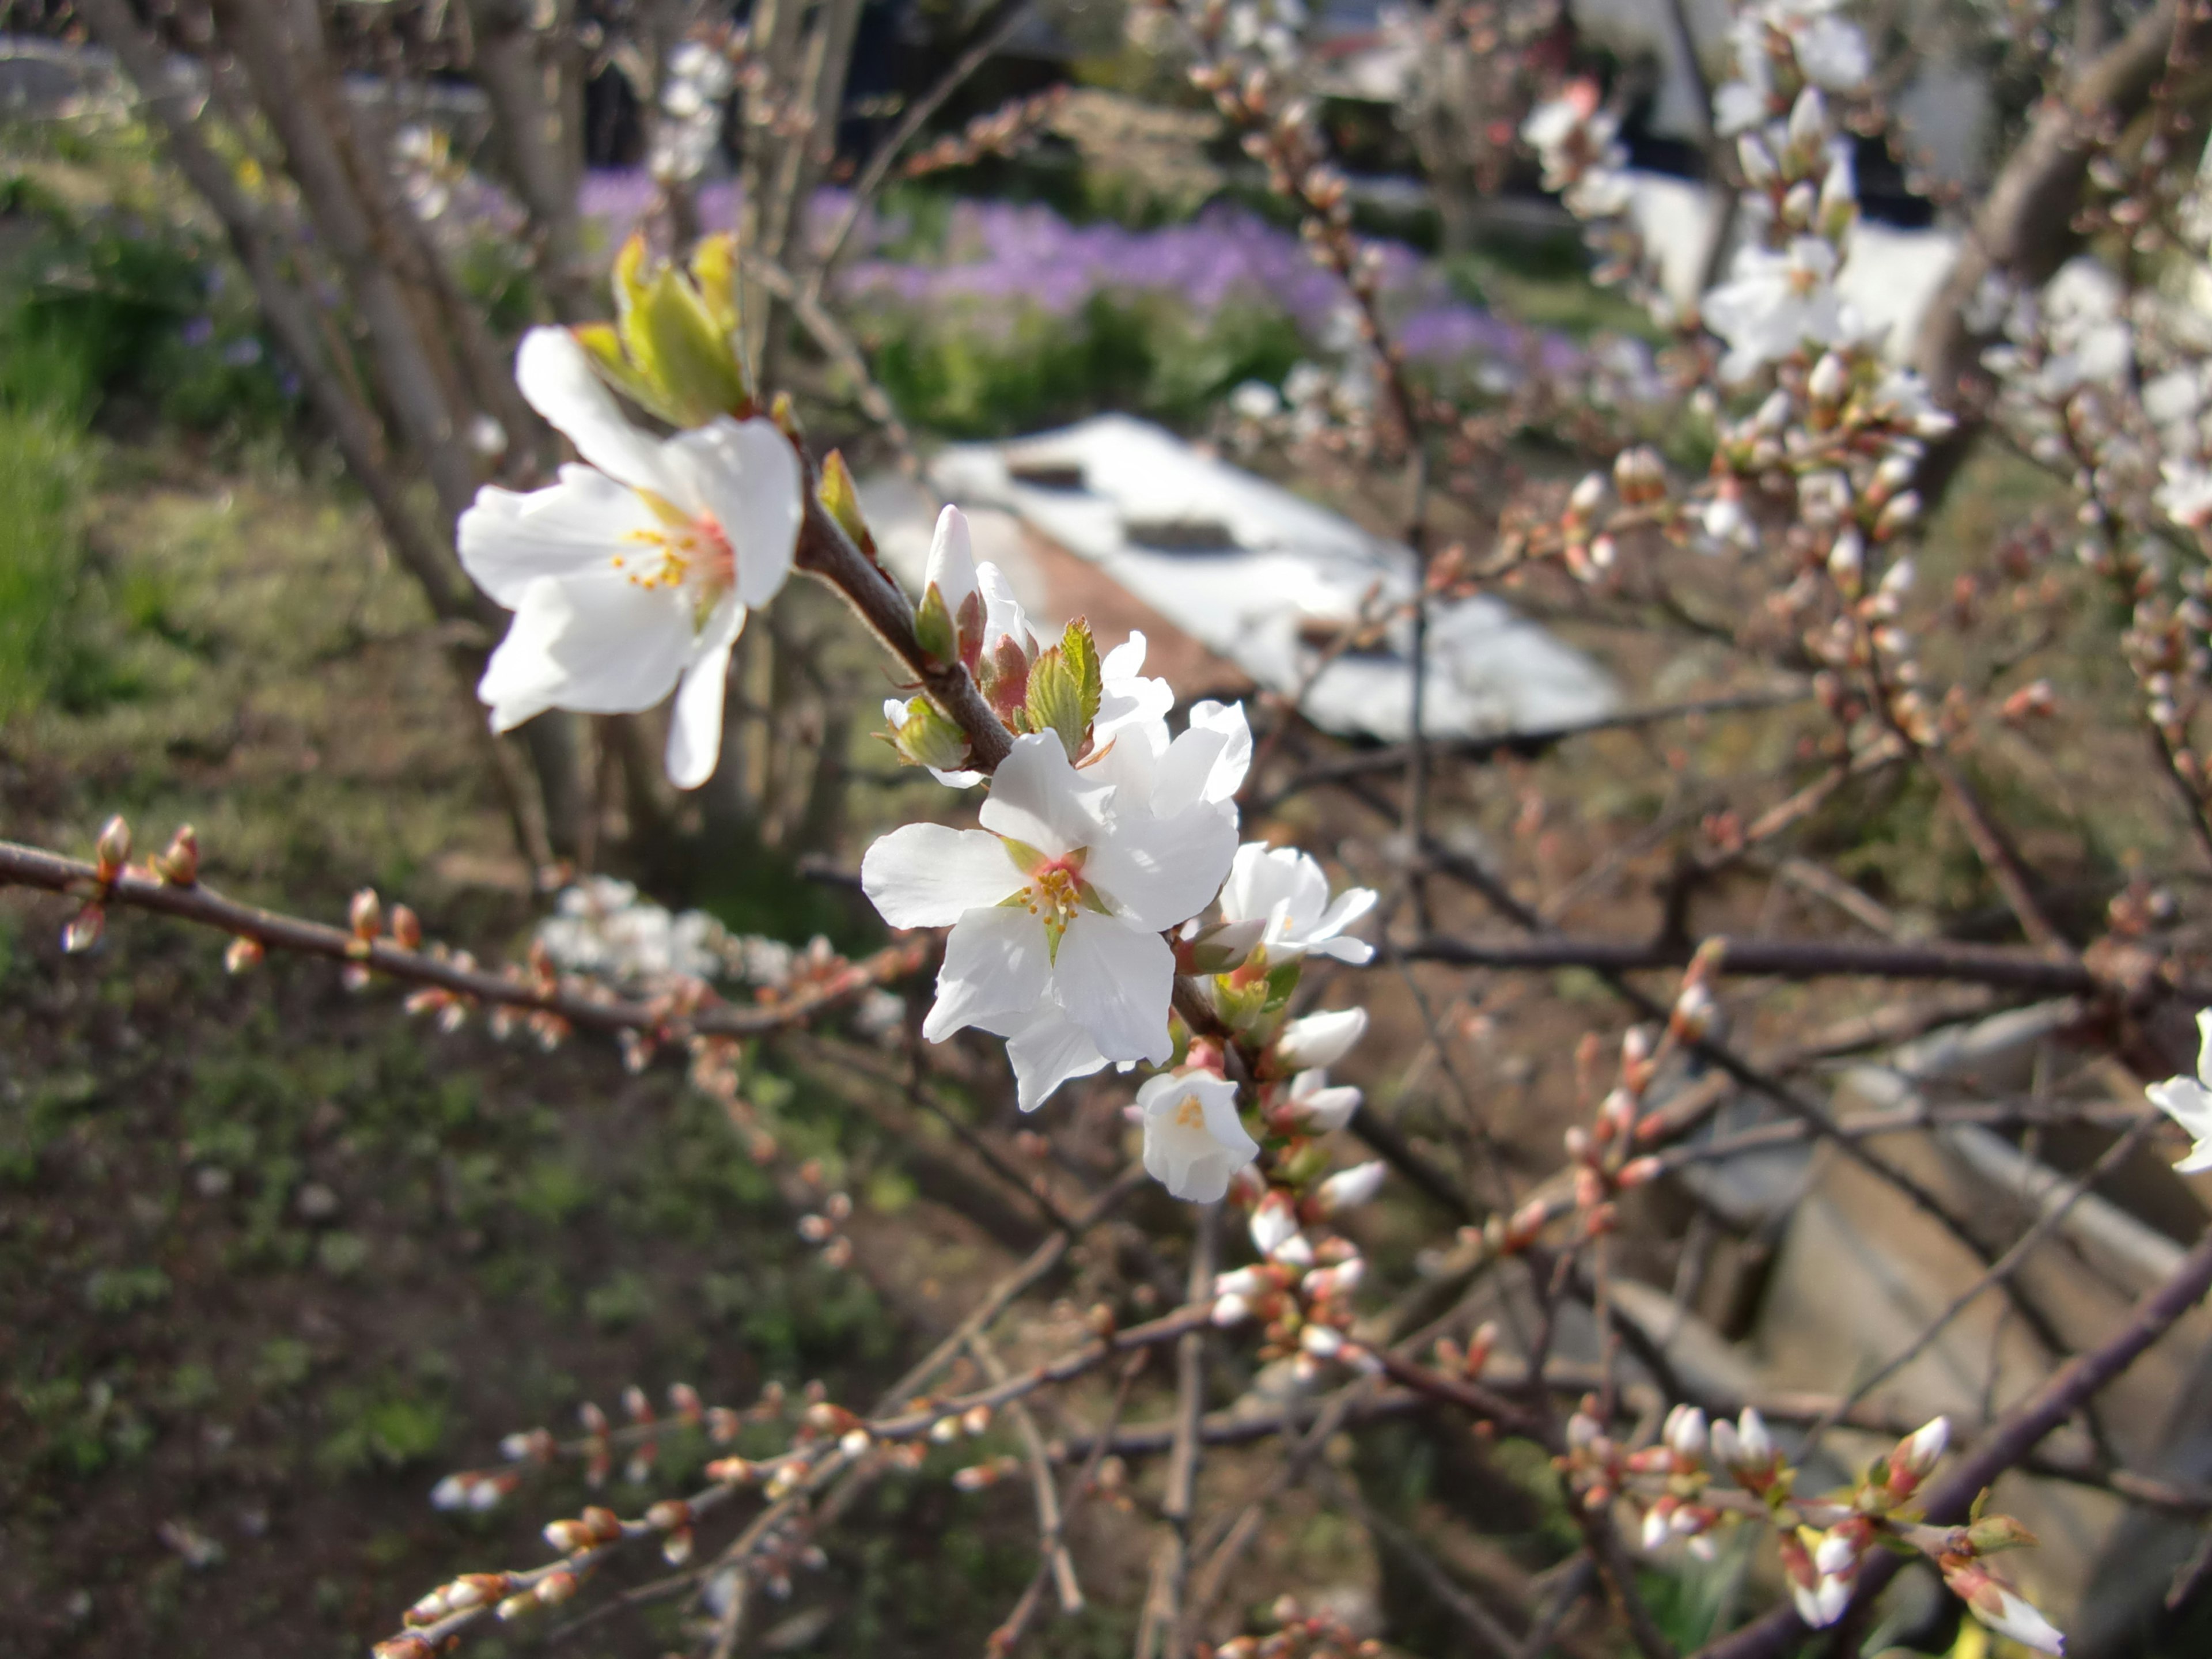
[0,833,921,1041]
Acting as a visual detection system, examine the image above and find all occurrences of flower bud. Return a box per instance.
[1783,86,1822,149]
[881,695,972,772]
[62,904,104,953]
[225,934,264,973]
[1182,916,1268,975]
[1808,352,1849,408]
[1891,1415,1948,1484]
[1943,1559,2066,1654]
[1281,1069,1362,1133]
[1251,1191,1300,1256]
[350,887,382,941]
[94,814,131,880]
[1272,1007,1368,1072]
[1964,1513,2037,1555]
[1313,1160,1386,1214]
[1664,1404,1707,1460]
[154,824,199,885]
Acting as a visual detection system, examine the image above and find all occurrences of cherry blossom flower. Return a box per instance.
[955,702,1251,1108]
[860,732,1238,1088]
[2147,1009,2212,1173]
[1218,843,1376,965]
[1137,1070,1259,1201]
[1701,238,1859,381]
[458,328,800,788]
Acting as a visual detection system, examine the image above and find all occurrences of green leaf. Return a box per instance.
[630,267,749,425]
[1063,619,1102,731]
[573,323,685,426]
[819,450,874,556]
[1025,645,1086,761]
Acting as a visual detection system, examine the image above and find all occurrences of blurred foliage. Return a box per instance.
[861,288,1304,438]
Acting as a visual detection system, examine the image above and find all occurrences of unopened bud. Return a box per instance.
[155,824,199,885]
[94,814,131,879]
[225,934,264,972]
[350,887,382,941]
[1808,353,1849,408]
[390,904,422,951]
[62,904,104,953]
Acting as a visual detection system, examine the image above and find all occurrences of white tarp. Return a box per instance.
[868,415,1616,743]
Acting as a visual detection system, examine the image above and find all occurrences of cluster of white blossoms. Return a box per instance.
[459,325,801,789]
[652,37,737,185]
[864,505,1381,1190]
[1712,0,1871,138]
[535,876,735,984]
[455,282,1383,1206]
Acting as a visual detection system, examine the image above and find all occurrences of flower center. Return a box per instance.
[1007,850,1093,961]
[611,494,736,594]
[1171,1093,1207,1131]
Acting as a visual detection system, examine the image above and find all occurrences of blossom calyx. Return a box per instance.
[882,696,971,772]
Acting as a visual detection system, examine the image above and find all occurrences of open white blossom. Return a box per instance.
[1218,843,1376,964]
[459,328,801,788]
[861,732,1238,1092]
[1701,237,1859,381]
[2147,1009,2212,1173]
[975,702,1251,1107]
[1138,1070,1259,1201]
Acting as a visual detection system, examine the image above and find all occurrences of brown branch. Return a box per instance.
[1400,929,2157,997]
[1693,1222,2212,1659]
[791,491,1013,772]
[0,838,921,1041]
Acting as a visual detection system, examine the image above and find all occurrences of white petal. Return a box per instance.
[459,469,662,608]
[478,574,688,729]
[1051,912,1174,1063]
[1085,801,1238,933]
[977,561,1033,652]
[1101,632,1147,680]
[923,905,1050,1041]
[862,825,1021,927]
[2195,1009,2212,1086]
[979,734,1109,858]
[925,505,978,615]
[2150,1077,2212,1136]
[983,1003,1109,1110]
[515,328,672,493]
[664,597,747,790]
[662,417,802,608]
[1184,700,1252,804]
